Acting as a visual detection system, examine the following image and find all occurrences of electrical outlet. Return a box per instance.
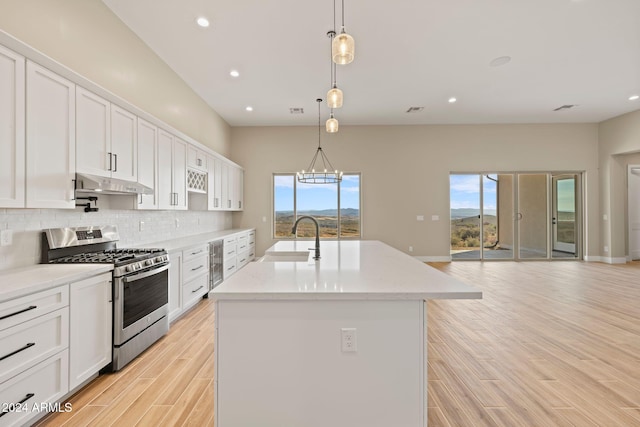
[409,246,413,252]
[139,221,145,231]
[431,215,440,221]
[604,246,609,253]
[1,229,13,246]
[175,218,180,228]
[341,328,357,352]
[416,215,424,221]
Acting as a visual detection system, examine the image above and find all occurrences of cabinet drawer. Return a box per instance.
[223,235,237,246]
[236,251,251,269]
[0,308,69,385]
[183,244,208,262]
[237,235,249,252]
[183,254,208,284]
[182,274,209,311]
[0,285,69,332]
[0,350,69,426]
[224,244,237,260]
[224,258,237,280]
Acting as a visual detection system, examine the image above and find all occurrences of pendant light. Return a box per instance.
[332,0,355,65]
[327,31,343,109]
[326,110,339,133]
[297,99,343,184]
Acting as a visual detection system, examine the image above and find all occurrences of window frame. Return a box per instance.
[272,172,362,240]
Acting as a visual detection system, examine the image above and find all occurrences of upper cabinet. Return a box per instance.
[187,145,207,172]
[76,87,137,181]
[0,45,25,208]
[25,61,76,209]
[136,119,158,210]
[157,130,187,210]
[207,155,243,211]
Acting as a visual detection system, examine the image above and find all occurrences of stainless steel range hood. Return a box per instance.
[75,173,153,195]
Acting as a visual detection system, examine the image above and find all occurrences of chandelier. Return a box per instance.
[297,99,343,184]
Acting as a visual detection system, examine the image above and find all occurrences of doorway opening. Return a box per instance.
[450,172,582,260]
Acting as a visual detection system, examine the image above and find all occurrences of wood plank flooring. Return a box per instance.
[36,261,640,426]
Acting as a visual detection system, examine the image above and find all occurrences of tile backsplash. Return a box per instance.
[0,201,232,270]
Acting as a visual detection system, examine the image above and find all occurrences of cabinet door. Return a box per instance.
[221,161,230,210]
[76,87,110,177]
[210,156,223,210]
[137,118,158,209]
[238,168,244,210]
[111,105,137,182]
[173,137,188,210]
[0,45,25,208]
[69,273,112,390]
[25,61,76,209]
[157,129,174,209]
[168,251,183,322]
[187,145,206,172]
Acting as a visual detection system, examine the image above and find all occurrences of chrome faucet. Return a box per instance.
[292,215,321,260]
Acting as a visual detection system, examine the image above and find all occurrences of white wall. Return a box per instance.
[0,0,230,157]
[599,109,640,262]
[231,124,600,260]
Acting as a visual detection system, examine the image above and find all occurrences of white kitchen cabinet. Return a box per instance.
[25,60,76,209]
[157,130,187,210]
[168,250,183,323]
[0,283,70,427]
[0,45,25,208]
[207,155,222,210]
[76,88,137,182]
[136,118,158,209]
[110,105,137,181]
[230,166,244,211]
[182,244,209,312]
[68,273,112,390]
[75,87,110,177]
[187,145,207,172]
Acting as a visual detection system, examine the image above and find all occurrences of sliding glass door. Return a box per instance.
[450,172,581,260]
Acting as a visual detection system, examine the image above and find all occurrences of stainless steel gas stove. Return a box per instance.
[41,226,170,371]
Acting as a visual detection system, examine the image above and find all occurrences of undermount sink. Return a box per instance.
[259,251,313,263]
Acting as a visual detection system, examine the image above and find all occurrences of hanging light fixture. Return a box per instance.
[326,110,339,133]
[332,0,355,65]
[298,99,343,184]
[327,31,343,109]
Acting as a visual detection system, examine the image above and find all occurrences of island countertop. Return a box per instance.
[210,240,481,300]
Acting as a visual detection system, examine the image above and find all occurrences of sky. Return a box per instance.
[449,174,576,213]
[274,174,360,212]
[449,174,496,211]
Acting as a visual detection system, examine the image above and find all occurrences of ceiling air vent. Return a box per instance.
[553,104,577,111]
[406,107,424,113]
[289,107,304,114]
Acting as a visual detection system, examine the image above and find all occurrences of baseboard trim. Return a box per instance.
[416,256,452,262]
[595,256,627,264]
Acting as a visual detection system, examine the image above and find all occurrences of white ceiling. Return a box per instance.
[102,0,640,127]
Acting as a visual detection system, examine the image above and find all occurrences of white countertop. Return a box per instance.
[144,228,254,252]
[0,264,113,302]
[211,240,482,301]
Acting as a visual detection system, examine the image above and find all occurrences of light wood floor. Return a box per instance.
[37,261,640,426]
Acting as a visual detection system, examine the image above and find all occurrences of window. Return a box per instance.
[273,173,361,239]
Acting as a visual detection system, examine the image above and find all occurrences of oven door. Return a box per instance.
[113,263,169,345]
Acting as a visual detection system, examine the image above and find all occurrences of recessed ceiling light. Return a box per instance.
[629,95,639,101]
[245,106,253,112]
[448,97,457,103]
[490,56,511,67]
[196,17,210,28]
[230,70,240,78]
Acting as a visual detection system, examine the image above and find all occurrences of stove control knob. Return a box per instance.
[125,264,134,273]
[156,256,165,263]
[145,259,154,266]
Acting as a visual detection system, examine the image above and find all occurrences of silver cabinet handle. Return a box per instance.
[192,285,204,293]
[191,265,204,272]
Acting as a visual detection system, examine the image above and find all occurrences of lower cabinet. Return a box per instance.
[68,273,112,390]
[0,272,112,425]
[168,244,209,322]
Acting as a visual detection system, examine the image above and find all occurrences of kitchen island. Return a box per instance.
[210,240,481,427]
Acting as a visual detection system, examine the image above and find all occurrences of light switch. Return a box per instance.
[1,229,13,246]
[416,215,424,221]
[431,215,440,221]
